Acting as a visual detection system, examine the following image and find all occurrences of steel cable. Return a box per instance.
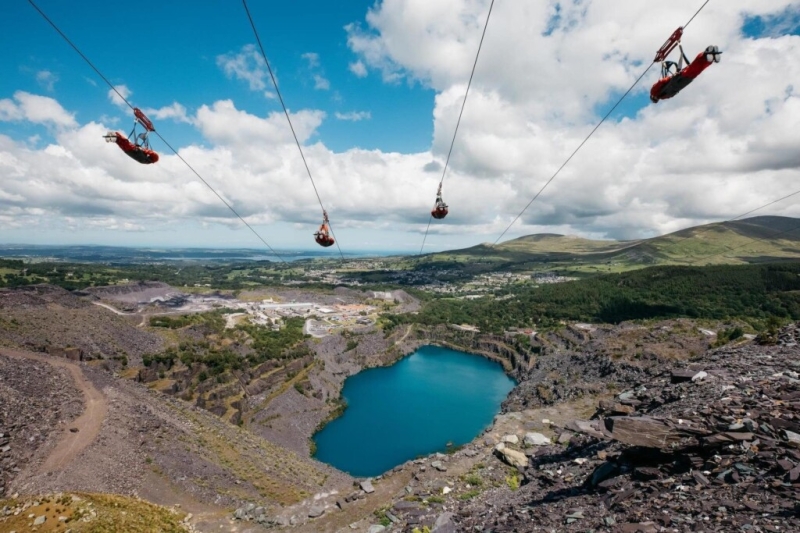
[28,0,286,263]
[418,0,496,255]
[242,0,345,260]
[491,0,713,247]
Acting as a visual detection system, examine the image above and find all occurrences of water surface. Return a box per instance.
[313,345,515,476]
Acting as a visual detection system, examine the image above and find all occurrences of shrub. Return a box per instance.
[506,474,520,491]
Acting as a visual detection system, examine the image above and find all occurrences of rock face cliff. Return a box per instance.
[379,324,800,533]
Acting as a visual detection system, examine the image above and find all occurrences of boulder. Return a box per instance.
[360,480,375,493]
[494,443,528,468]
[432,512,457,533]
[367,526,386,533]
[523,432,551,446]
[308,505,325,518]
[599,399,635,415]
[604,416,684,448]
[671,368,706,383]
[502,434,519,445]
[431,460,447,472]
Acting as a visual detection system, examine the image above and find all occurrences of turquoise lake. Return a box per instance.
[313,345,516,477]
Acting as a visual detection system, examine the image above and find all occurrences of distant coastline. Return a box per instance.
[0,244,409,263]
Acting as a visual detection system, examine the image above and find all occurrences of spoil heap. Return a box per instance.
[453,325,800,532]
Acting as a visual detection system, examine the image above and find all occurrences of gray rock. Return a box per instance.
[493,443,528,468]
[524,432,551,446]
[618,390,636,401]
[783,430,800,447]
[502,434,519,444]
[432,511,456,533]
[234,508,246,520]
[34,515,46,526]
[557,431,574,444]
[308,505,325,518]
[367,526,386,533]
[431,460,447,472]
[360,480,375,493]
[587,461,619,487]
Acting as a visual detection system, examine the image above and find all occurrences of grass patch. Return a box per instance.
[459,489,481,500]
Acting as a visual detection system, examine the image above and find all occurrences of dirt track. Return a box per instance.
[0,348,108,474]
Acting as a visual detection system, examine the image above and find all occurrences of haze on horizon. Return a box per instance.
[1,0,799,254]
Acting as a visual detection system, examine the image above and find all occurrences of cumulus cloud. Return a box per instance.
[142,103,192,124]
[217,44,269,91]
[334,111,371,121]
[2,1,800,251]
[0,91,76,128]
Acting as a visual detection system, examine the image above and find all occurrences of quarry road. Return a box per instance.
[92,301,129,315]
[0,348,108,474]
[91,301,193,327]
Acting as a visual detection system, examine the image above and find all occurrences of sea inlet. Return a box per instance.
[313,345,516,477]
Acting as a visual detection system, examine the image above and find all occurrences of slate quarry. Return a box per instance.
[445,325,800,532]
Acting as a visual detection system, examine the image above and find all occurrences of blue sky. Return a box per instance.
[1,0,435,154]
[2,1,800,255]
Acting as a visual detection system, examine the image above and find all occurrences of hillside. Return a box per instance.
[434,215,800,273]
[391,262,800,333]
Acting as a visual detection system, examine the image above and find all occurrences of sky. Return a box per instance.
[1,0,800,255]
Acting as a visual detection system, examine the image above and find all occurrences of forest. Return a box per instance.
[385,263,800,333]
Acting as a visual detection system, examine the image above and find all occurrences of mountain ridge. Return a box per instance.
[435,215,800,272]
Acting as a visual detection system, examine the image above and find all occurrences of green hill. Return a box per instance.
[430,216,800,273]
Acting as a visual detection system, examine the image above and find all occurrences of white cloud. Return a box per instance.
[35,70,58,91]
[194,100,324,146]
[217,44,269,92]
[142,103,192,124]
[107,85,132,108]
[313,74,331,90]
[0,91,77,128]
[349,60,368,78]
[3,1,800,251]
[301,52,331,90]
[302,52,320,68]
[335,111,372,121]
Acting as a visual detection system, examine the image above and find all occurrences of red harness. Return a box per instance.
[111,133,160,164]
[650,51,714,103]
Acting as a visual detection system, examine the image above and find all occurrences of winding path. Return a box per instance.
[0,348,108,474]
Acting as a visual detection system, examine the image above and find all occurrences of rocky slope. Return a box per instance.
[357,324,800,533]
[0,285,164,363]
[0,353,83,498]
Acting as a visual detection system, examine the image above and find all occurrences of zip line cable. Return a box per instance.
[27,0,286,263]
[491,0,712,247]
[418,0,496,256]
[242,0,345,261]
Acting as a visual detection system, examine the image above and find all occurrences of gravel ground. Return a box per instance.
[0,353,83,497]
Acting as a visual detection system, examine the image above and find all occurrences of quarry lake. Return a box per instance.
[313,345,516,476]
